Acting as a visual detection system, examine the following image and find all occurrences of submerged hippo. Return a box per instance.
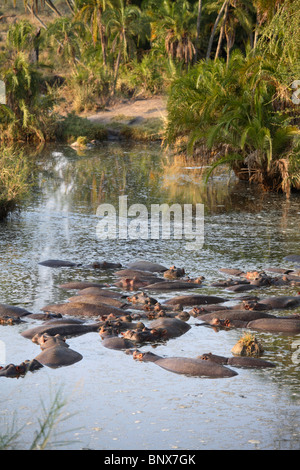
[0,304,32,319]
[133,351,238,378]
[199,353,276,368]
[255,296,300,310]
[198,310,276,324]
[67,294,128,309]
[127,260,168,272]
[33,334,83,368]
[76,288,123,298]
[164,294,227,307]
[21,319,103,340]
[39,259,78,267]
[0,359,43,378]
[247,317,300,334]
[143,280,201,291]
[41,302,129,318]
[163,266,185,279]
[149,317,191,339]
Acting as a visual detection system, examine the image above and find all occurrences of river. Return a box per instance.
[0,141,299,450]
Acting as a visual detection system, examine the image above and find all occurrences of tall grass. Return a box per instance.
[0,146,31,220]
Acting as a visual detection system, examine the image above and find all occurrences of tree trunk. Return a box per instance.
[194,0,203,62]
[214,1,229,60]
[45,0,62,17]
[206,0,229,61]
[112,46,122,96]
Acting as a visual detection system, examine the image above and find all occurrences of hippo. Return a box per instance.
[76,287,123,298]
[247,317,300,334]
[189,305,230,317]
[163,294,227,307]
[67,295,128,309]
[149,317,191,339]
[163,266,185,279]
[121,327,167,344]
[0,359,43,378]
[226,284,259,292]
[264,267,294,275]
[84,261,122,269]
[197,310,276,324]
[101,336,136,350]
[127,260,168,272]
[256,296,300,310]
[41,302,129,318]
[284,255,300,264]
[26,313,63,321]
[199,353,276,368]
[127,292,157,306]
[21,319,103,340]
[39,259,78,267]
[0,316,24,325]
[114,268,159,280]
[33,334,83,368]
[0,304,32,319]
[133,351,238,378]
[219,268,245,276]
[143,280,201,291]
[114,277,153,289]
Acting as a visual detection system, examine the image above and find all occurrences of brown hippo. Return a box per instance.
[84,261,122,269]
[41,302,130,318]
[219,268,245,276]
[198,310,276,324]
[127,292,158,306]
[163,266,185,279]
[114,277,152,290]
[189,305,230,317]
[247,317,300,334]
[101,336,136,350]
[67,294,128,309]
[163,294,227,307]
[255,296,300,310]
[127,260,168,272]
[143,280,201,291]
[39,259,78,267]
[199,353,276,368]
[133,351,238,378]
[0,359,43,378]
[121,326,167,344]
[21,319,103,340]
[33,334,83,368]
[0,304,33,319]
[149,317,191,339]
[76,287,123,298]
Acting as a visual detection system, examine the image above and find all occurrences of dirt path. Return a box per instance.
[87,95,167,124]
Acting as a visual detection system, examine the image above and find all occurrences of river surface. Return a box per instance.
[0,141,299,450]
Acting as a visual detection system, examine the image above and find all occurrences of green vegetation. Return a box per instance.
[0,146,32,220]
[0,0,299,208]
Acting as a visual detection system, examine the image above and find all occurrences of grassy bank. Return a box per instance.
[0,147,31,220]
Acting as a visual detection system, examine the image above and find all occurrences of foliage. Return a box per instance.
[165,47,300,194]
[0,146,32,220]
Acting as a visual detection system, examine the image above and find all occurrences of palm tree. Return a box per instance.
[75,0,113,66]
[145,0,197,66]
[105,0,146,95]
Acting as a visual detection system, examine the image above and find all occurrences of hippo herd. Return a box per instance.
[1,256,300,379]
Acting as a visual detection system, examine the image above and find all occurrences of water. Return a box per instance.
[0,142,299,450]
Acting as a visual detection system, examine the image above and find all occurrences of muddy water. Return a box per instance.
[0,142,299,450]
